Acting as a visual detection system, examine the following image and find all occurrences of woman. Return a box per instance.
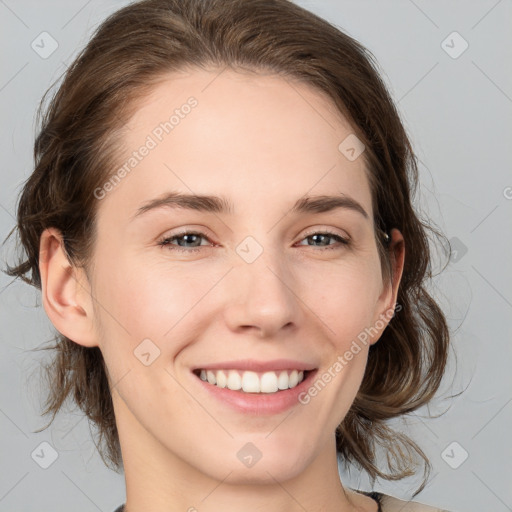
[4,0,452,510]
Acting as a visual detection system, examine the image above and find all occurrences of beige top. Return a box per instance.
[380,493,452,511]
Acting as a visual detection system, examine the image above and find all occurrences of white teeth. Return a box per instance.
[227,370,242,390]
[216,370,227,388]
[260,372,278,393]
[242,371,260,393]
[277,370,289,390]
[197,369,307,393]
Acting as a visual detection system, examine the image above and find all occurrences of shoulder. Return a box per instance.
[380,493,453,512]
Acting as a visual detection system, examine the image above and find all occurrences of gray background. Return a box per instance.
[1,1,511,511]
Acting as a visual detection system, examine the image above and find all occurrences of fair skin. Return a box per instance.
[39,68,404,512]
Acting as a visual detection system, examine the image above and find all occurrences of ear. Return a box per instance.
[370,228,405,345]
[39,228,99,347]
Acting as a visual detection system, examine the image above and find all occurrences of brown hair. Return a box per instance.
[3,0,451,497]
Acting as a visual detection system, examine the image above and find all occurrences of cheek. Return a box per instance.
[94,255,196,331]
[92,254,223,370]
[301,257,384,338]
[93,259,203,408]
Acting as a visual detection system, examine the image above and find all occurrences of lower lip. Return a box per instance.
[192,370,318,415]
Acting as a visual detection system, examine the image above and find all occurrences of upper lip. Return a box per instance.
[192,359,317,373]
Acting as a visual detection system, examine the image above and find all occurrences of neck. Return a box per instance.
[116,410,364,512]
[122,458,361,512]
[114,388,370,512]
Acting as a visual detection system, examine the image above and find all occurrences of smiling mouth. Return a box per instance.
[192,368,312,393]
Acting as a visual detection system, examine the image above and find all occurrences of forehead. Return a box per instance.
[96,68,372,224]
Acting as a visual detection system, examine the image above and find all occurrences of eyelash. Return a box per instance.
[157,230,350,253]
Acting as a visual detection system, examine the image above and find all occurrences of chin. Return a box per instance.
[213,458,308,485]
[192,438,313,484]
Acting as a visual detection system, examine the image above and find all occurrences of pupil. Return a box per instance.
[180,234,199,247]
[311,234,328,246]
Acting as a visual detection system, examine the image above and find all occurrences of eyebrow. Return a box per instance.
[132,191,369,220]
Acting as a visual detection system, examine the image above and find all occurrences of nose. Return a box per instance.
[222,247,300,339]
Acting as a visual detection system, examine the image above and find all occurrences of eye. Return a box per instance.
[158,231,213,253]
[158,229,350,253]
[296,230,350,250]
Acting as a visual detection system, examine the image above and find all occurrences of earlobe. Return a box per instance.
[39,228,98,348]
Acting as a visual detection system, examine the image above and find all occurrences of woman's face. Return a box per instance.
[86,68,401,483]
